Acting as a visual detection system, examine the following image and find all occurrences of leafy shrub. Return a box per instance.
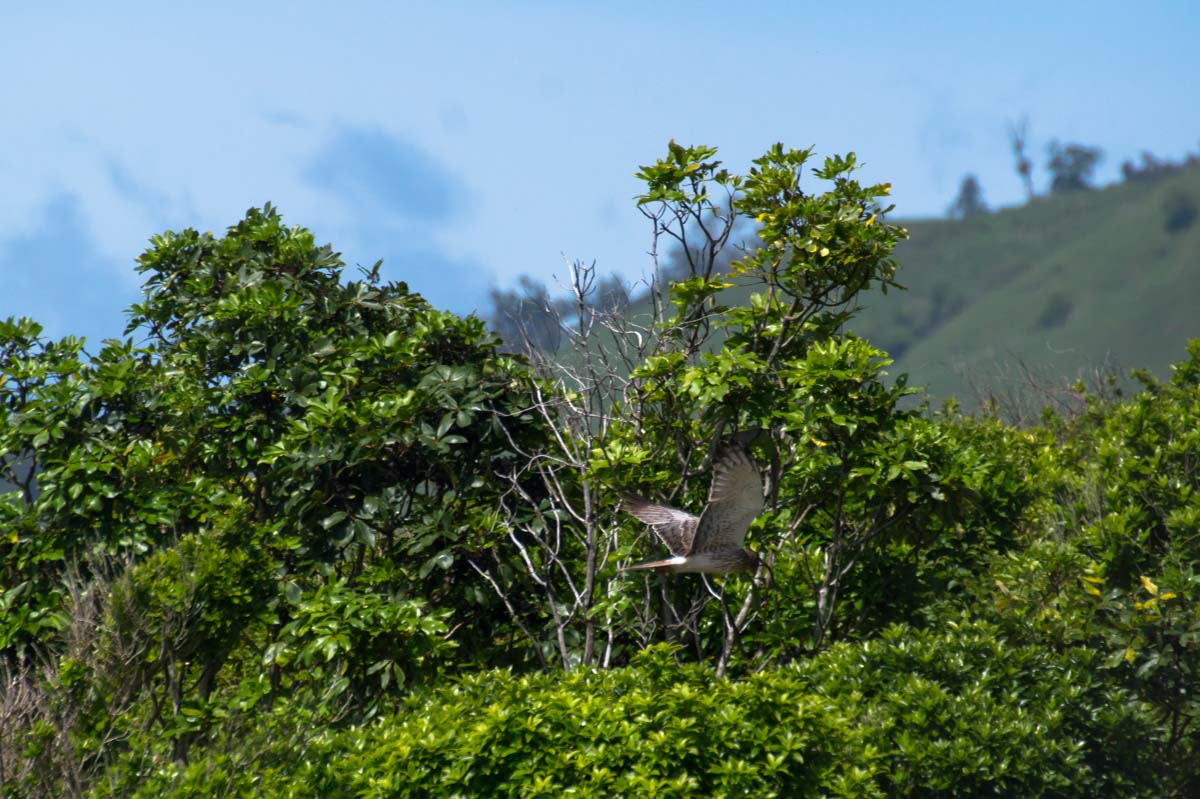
[136,622,1160,798]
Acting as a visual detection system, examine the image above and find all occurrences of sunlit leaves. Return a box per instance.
[152,622,1160,798]
[634,141,731,206]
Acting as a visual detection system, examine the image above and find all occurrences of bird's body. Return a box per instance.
[620,435,765,574]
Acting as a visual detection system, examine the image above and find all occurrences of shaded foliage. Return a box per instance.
[1163,191,1197,234]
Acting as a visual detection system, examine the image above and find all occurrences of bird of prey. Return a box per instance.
[620,434,765,574]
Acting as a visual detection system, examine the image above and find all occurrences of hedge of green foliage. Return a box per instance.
[131,622,1158,799]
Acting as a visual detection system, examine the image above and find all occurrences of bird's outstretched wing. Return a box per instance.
[620,494,699,556]
[691,442,764,553]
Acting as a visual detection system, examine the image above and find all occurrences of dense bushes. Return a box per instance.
[2,144,1200,796]
[131,623,1159,798]
[0,205,551,791]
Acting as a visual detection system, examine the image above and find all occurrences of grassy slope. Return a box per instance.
[849,164,1200,401]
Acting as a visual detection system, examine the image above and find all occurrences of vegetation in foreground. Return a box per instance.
[1,143,1198,797]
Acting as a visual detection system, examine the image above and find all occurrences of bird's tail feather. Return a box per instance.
[621,556,687,573]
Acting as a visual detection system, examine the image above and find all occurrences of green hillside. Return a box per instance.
[851,163,1200,401]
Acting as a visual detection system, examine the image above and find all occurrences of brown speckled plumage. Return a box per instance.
[621,435,764,574]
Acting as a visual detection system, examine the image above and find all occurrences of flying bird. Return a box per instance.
[621,434,765,574]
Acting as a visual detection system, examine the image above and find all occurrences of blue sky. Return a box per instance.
[2,1,1197,346]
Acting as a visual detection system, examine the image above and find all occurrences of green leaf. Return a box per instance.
[321,511,348,530]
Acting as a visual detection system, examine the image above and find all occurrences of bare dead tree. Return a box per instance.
[474,180,779,673]
[476,257,656,670]
[638,185,741,354]
[965,353,1124,427]
[0,557,140,799]
[1009,117,1036,201]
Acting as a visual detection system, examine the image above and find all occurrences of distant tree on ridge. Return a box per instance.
[1047,140,1103,193]
[948,174,988,219]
